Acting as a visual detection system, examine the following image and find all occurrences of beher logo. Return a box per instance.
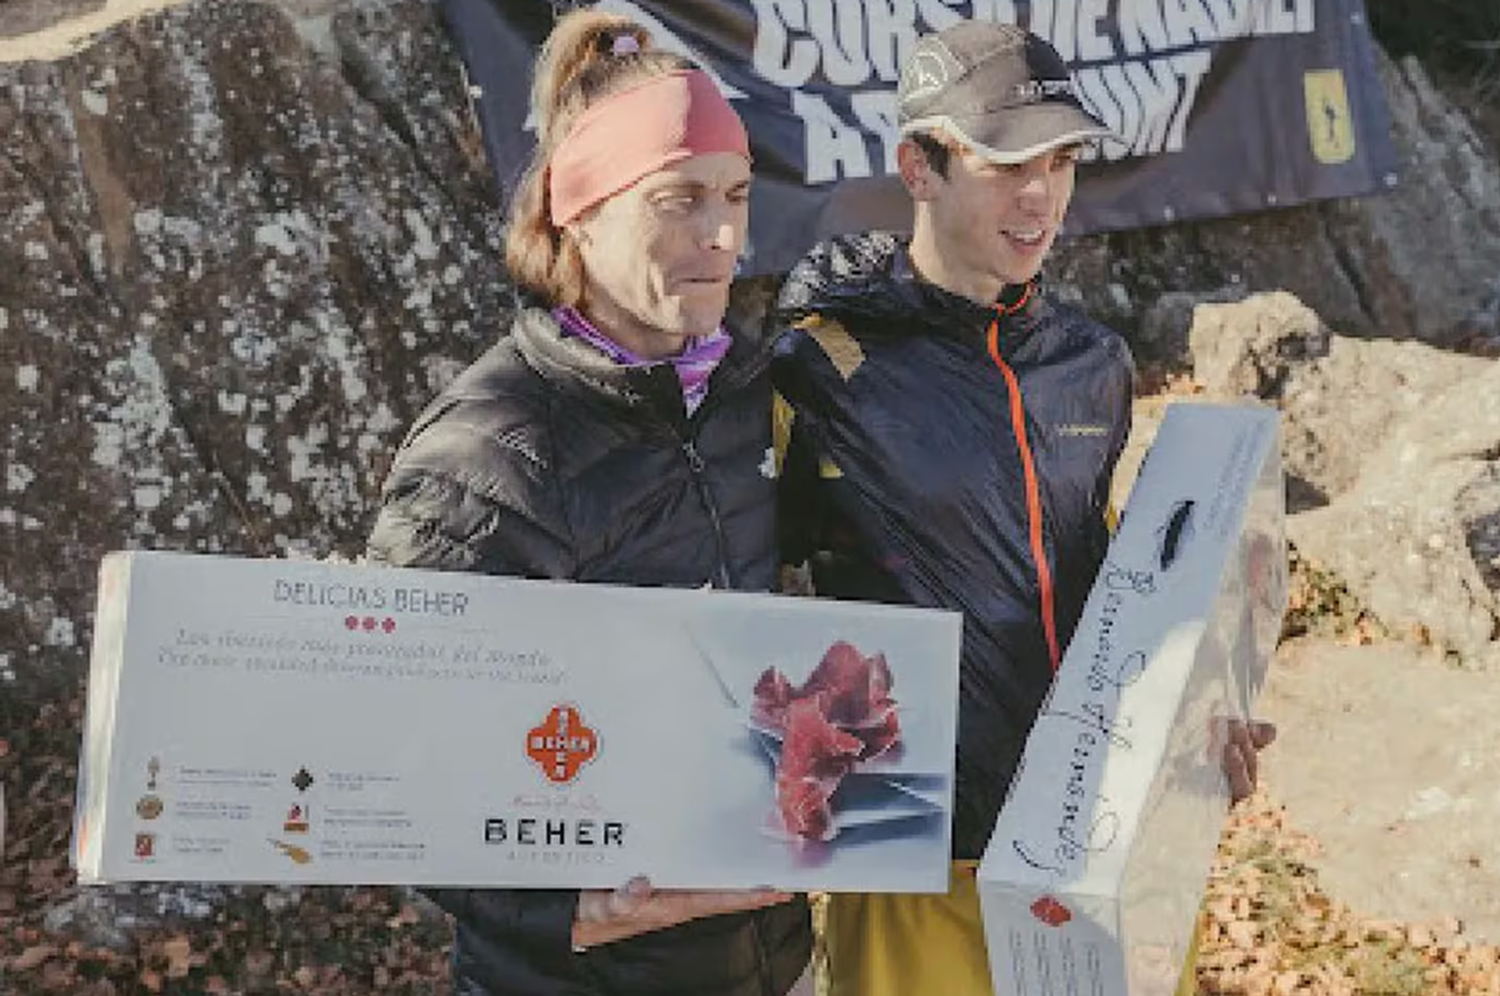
[526,704,600,785]
[1030,894,1073,927]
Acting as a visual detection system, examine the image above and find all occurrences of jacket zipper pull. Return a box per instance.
[682,439,706,474]
[681,439,733,590]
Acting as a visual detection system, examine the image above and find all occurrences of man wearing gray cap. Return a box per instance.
[769,19,1271,996]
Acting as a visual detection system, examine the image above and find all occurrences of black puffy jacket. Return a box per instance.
[366,305,811,996]
[770,232,1135,860]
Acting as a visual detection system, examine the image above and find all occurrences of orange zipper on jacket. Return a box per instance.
[985,285,1061,672]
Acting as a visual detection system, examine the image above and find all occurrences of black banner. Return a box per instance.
[444,0,1398,277]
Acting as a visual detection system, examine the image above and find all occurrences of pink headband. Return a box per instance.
[548,69,751,226]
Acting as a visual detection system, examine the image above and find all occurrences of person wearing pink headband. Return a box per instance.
[503,19,754,370]
[367,9,812,996]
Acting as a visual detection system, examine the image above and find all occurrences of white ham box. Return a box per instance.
[72,551,962,891]
[978,402,1287,996]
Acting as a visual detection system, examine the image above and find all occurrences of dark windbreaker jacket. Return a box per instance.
[366,305,811,996]
[770,231,1135,860]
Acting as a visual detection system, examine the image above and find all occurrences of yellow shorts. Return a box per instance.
[821,862,1202,996]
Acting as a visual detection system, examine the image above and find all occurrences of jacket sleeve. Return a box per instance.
[366,410,575,579]
[365,415,581,967]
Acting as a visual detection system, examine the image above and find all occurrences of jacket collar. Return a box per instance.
[509,305,768,416]
[776,231,1041,343]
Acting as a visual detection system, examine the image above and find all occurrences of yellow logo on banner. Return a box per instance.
[1304,70,1356,165]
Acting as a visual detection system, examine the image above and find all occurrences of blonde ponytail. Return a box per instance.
[504,10,693,306]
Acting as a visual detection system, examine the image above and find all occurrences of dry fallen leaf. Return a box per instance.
[1409,924,1438,950]
[1226,919,1261,950]
[1271,968,1303,995]
[245,950,275,976]
[161,934,193,978]
[387,902,422,928]
[11,943,59,971]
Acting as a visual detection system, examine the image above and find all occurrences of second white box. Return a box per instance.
[978,402,1287,996]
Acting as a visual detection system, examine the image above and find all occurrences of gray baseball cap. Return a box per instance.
[897,21,1112,163]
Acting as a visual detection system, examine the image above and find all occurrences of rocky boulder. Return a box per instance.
[1189,293,1500,669]
[1,0,510,970]
[1286,372,1500,669]
[0,0,509,710]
